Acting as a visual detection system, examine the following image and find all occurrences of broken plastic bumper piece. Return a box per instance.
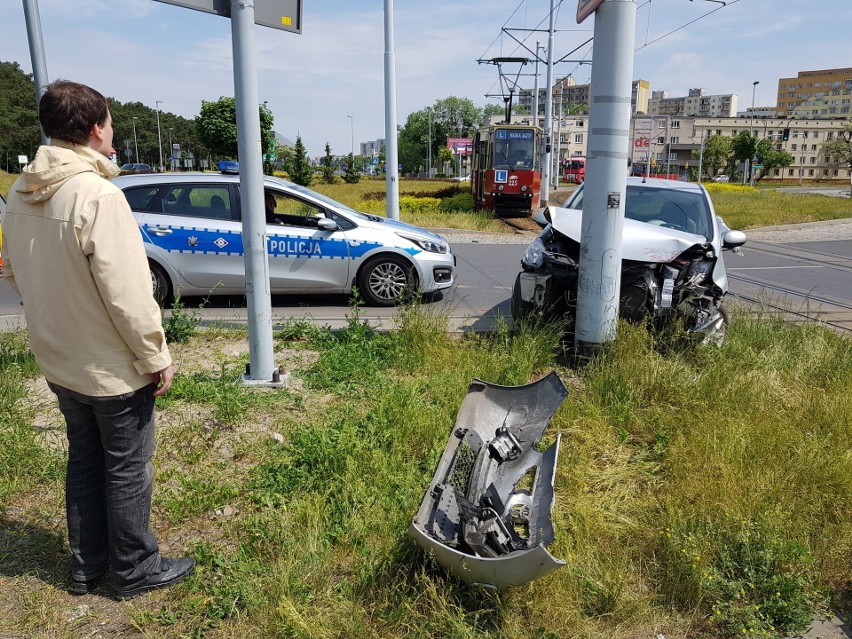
[409,371,568,588]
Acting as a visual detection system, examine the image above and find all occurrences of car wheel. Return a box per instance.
[357,255,416,307]
[149,261,172,307]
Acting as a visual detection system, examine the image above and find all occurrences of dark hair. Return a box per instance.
[39,80,109,145]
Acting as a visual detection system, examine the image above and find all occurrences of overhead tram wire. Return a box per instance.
[635,0,742,52]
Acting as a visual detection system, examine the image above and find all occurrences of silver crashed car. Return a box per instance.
[512,177,747,345]
[113,172,455,306]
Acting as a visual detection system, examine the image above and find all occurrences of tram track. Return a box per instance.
[495,216,542,234]
[727,268,852,334]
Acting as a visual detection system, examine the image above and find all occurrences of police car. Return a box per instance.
[114,172,455,307]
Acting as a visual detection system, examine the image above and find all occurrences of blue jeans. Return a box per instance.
[49,382,161,587]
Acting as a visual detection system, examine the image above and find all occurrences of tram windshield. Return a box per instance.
[493,128,536,170]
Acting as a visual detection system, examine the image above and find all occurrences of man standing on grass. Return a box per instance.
[0,80,194,600]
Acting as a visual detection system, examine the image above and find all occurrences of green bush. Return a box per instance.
[439,191,475,212]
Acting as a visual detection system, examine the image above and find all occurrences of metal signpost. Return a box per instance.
[152,0,301,32]
[153,0,302,386]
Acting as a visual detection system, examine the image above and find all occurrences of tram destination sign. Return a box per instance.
[153,0,302,33]
[577,0,606,23]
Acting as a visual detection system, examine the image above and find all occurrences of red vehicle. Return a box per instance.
[562,156,586,183]
[471,124,542,217]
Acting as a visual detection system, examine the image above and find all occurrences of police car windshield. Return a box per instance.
[285,183,372,221]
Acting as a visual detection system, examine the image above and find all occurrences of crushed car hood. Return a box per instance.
[550,206,711,262]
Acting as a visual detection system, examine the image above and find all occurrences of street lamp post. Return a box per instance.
[155,100,164,172]
[799,146,806,186]
[749,80,759,186]
[347,114,354,159]
[168,127,174,171]
[427,107,432,177]
[131,116,139,164]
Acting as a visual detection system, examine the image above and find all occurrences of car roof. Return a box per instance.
[624,176,705,193]
[112,172,298,189]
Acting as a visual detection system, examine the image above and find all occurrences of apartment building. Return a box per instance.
[649,88,738,118]
[518,78,650,116]
[629,116,849,182]
[360,139,385,156]
[776,67,852,118]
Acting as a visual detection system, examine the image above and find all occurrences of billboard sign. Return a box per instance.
[632,118,654,165]
[577,0,606,23]
[447,137,473,156]
[153,0,302,33]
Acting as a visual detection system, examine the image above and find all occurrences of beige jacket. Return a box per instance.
[1,141,171,396]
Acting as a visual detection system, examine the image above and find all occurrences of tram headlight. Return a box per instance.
[498,184,504,191]
[521,185,528,192]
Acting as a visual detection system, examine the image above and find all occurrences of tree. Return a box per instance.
[731,131,758,169]
[396,97,493,174]
[753,139,792,182]
[195,96,273,164]
[289,135,312,186]
[691,134,732,178]
[822,118,852,195]
[320,142,336,184]
[482,103,505,120]
[0,61,42,173]
[342,153,360,184]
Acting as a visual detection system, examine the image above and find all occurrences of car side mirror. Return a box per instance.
[722,230,747,250]
[317,217,338,232]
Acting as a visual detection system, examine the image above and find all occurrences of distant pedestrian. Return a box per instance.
[0,80,195,600]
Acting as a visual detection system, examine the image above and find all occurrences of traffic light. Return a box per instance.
[782,128,790,141]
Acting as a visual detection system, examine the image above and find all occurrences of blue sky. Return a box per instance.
[1,0,850,157]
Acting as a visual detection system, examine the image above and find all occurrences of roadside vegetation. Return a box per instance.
[4,170,851,233]
[1,302,850,638]
[704,183,852,229]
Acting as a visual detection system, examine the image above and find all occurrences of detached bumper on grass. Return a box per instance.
[410,372,567,588]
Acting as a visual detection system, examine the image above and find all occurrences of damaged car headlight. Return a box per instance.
[521,238,545,268]
[409,372,568,588]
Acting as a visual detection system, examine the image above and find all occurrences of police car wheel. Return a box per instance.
[149,261,172,307]
[358,255,415,307]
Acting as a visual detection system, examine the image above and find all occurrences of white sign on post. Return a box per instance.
[18,155,28,165]
[152,0,302,33]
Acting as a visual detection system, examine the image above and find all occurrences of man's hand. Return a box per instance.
[152,365,175,397]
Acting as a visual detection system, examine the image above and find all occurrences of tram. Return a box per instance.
[470,123,542,217]
[562,156,587,183]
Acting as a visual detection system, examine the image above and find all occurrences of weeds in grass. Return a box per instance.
[1,298,850,638]
[0,332,63,506]
[162,292,205,344]
[658,519,822,638]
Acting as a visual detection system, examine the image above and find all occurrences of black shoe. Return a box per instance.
[114,557,195,601]
[68,567,109,596]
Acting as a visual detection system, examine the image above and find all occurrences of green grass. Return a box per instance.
[1,306,850,638]
[705,183,852,229]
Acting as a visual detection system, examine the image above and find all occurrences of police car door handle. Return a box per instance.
[148,226,173,236]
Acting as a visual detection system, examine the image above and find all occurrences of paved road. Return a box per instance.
[2,222,850,333]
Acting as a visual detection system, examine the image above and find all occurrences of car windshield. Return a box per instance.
[564,184,713,239]
[281,181,374,221]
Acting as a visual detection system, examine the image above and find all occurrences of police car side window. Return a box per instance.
[123,186,161,212]
[269,193,325,228]
[159,185,233,220]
